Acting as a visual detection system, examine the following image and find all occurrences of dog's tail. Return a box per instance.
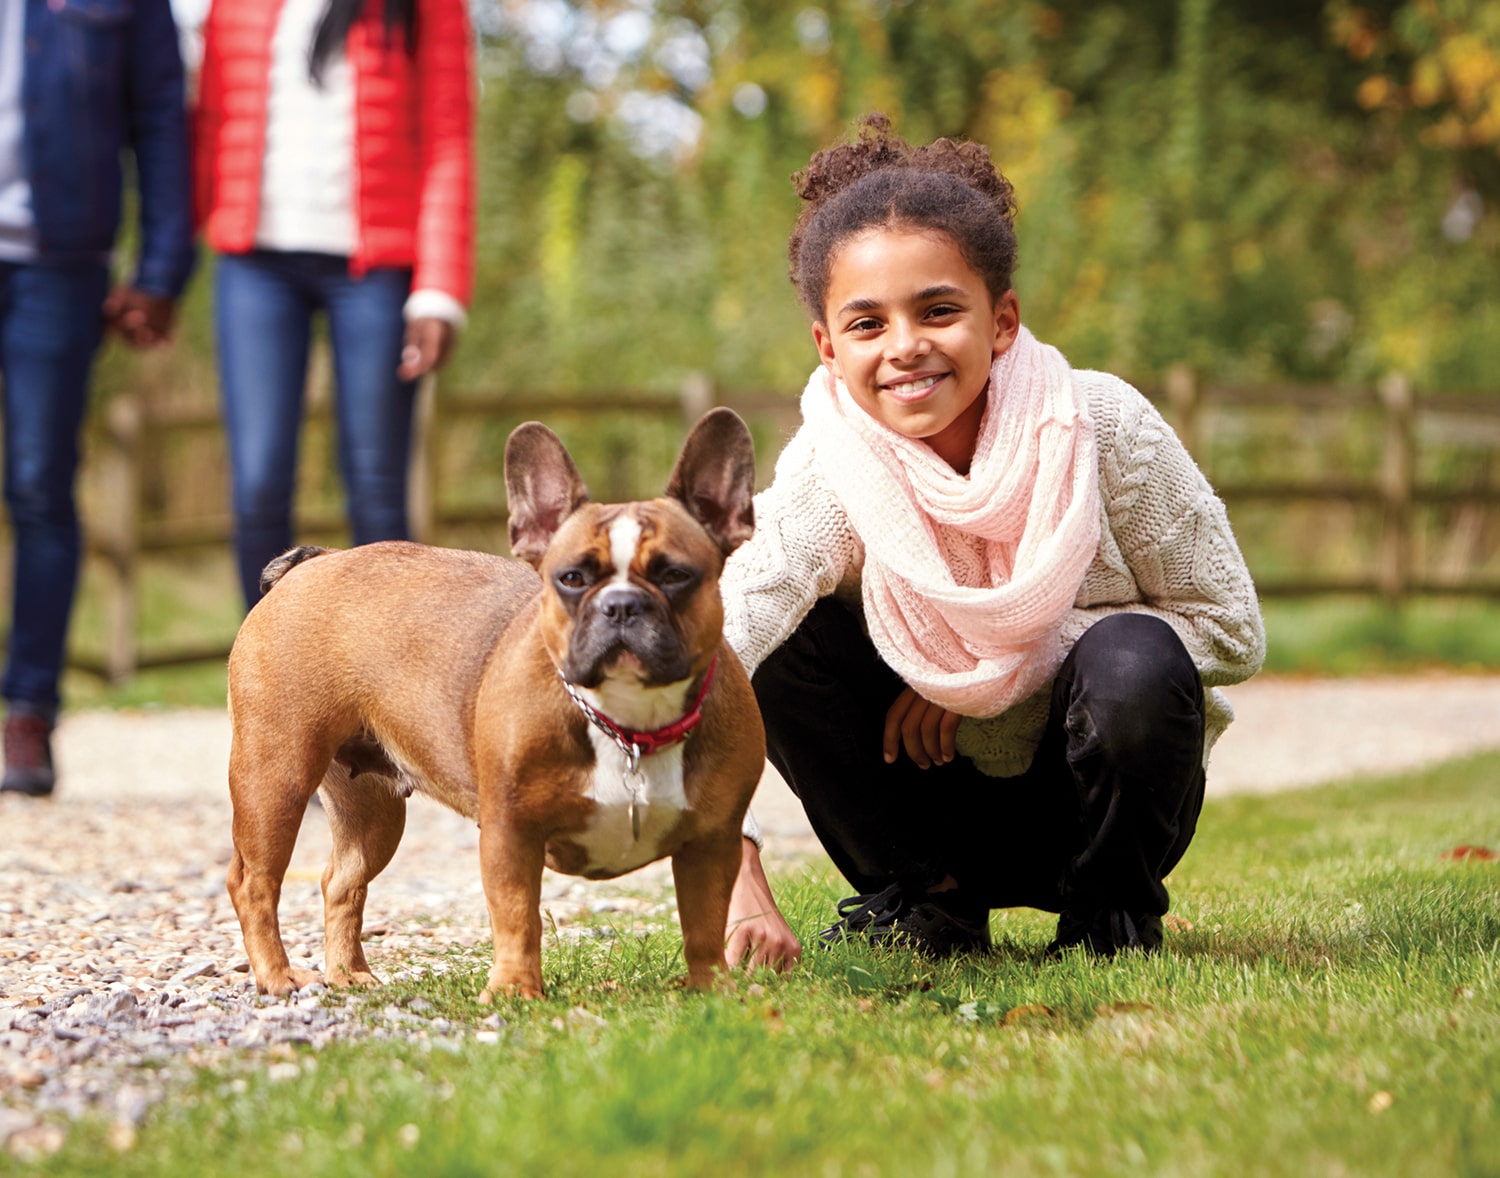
[259,546,332,597]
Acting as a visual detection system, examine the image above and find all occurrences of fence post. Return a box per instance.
[1165,363,1201,459]
[1377,372,1414,605]
[98,395,143,684]
[408,374,438,545]
[679,371,714,426]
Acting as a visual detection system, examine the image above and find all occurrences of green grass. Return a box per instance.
[23,751,1500,1176]
[1260,596,1500,675]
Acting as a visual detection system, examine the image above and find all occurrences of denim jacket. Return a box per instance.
[22,0,194,295]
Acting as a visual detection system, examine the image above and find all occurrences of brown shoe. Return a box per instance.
[2,713,56,797]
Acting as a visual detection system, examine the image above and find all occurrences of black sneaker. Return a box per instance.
[886,901,992,958]
[819,882,907,946]
[2,712,56,798]
[820,883,991,958]
[1046,908,1163,959]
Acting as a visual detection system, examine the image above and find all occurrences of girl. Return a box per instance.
[193,0,475,608]
[721,116,1264,969]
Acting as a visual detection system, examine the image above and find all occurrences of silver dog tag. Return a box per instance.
[625,743,644,842]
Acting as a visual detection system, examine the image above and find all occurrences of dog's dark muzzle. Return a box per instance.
[564,584,691,686]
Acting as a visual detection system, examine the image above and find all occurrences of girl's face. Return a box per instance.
[812,228,1019,473]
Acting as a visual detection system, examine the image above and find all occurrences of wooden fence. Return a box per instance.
[13,372,1500,681]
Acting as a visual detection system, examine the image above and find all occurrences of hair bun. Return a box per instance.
[792,114,1014,224]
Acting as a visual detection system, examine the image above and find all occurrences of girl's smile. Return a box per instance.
[812,228,1019,472]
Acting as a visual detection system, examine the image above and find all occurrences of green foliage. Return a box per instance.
[93,2,1500,403]
[28,751,1500,1176]
[431,0,1500,397]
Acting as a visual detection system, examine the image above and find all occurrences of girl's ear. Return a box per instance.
[992,290,1021,357]
[811,320,843,380]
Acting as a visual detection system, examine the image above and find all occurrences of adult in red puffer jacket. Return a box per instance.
[194,0,475,609]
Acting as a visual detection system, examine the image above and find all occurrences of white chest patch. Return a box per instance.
[572,728,690,875]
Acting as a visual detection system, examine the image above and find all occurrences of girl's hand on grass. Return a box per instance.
[884,686,961,768]
[725,838,803,972]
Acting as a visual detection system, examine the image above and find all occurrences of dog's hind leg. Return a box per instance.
[226,740,328,997]
[317,763,407,988]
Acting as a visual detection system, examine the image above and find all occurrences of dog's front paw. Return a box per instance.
[479,967,544,1002]
[257,967,324,997]
[326,966,380,988]
[681,965,736,994]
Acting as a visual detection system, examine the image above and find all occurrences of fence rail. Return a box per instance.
[27,372,1500,680]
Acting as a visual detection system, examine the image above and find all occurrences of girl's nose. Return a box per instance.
[885,318,931,361]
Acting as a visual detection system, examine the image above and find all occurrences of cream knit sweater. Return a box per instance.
[722,370,1267,778]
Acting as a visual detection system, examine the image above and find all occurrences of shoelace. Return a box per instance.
[831,882,907,932]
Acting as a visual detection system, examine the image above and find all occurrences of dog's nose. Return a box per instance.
[595,584,650,625]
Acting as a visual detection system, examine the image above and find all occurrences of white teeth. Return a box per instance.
[885,375,940,395]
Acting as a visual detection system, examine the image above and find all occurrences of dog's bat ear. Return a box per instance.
[665,407,756,557]
[505,422,591,567]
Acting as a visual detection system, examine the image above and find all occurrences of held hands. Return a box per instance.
[724,837,803,973]
[884,686,962,769]
[102,285,177,348]
[398,316,456,380]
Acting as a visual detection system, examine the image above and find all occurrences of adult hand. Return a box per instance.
[883,686,961,769]
[102,285,177,348]
[724,837,802,972]
[398,316,456,380]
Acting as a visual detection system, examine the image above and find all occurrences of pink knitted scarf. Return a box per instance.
[803,325,1101,718]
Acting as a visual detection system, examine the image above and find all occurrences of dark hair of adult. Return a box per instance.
[310,0,418,85]
[788,113,1020,321]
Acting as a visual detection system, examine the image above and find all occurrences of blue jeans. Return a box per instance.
[214,251,417,609]
[0,260,110,713]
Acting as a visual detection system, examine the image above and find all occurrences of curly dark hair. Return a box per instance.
[788,114,1019,320]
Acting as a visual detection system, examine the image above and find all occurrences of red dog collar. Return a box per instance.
[560,657,717,764]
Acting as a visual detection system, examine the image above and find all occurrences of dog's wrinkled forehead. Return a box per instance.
[544,499,717,577]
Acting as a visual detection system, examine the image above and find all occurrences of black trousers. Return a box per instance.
[752,601,1207,917]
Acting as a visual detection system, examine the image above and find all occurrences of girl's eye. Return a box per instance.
[925,304,961,320]
[848,317,882,333]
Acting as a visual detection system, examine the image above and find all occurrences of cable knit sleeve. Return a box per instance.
[720,428,864,677]
[1063,374,1266,687]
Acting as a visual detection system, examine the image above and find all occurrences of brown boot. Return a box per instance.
[2,713,56,797]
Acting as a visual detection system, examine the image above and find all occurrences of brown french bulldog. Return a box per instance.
[224,408,764,1000]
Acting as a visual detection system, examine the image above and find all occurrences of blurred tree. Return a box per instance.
[98,0,1500,405]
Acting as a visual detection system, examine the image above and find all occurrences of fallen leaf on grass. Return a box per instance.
[1442,845,1497,862]
[1162,914,1194,932]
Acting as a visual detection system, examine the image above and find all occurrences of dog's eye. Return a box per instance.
[657,566,696,589]
[557,570,588,591]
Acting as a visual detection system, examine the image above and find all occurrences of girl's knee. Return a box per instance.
[1070,613,1198,697]
[1063,614,1203,763]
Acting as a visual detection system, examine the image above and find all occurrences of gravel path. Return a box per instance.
[3,672,1499,1158]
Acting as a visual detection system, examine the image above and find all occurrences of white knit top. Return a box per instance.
[722,370,1267,778]
[256,0,357,256]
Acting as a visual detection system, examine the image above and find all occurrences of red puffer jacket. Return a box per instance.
[193,0,475,305]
